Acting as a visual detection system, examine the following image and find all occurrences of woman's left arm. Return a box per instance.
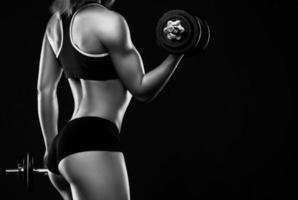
[37,32,63,153]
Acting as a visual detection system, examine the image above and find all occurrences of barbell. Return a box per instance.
[156,9,210,54]
[5,152,47,190]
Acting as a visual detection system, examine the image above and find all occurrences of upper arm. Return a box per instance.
[37,31,63,93]
[97,12,145,97]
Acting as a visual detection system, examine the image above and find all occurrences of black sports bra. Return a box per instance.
[57,3,119,81]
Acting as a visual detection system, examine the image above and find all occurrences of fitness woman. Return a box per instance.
[37,0,183,200]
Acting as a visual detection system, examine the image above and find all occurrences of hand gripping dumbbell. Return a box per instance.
[5,152,48,190]
[156,9,211,54]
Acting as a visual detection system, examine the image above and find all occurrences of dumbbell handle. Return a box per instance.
[33,168,48,175]
[5,168,23,174]
[5,168,48,175]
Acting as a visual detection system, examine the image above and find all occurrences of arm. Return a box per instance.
[99,13,184,102]
[37,32,63,152]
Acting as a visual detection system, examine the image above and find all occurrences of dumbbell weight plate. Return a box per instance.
[26,152,34,190]
[22,156,27,188]
[5,152,48,190]
[194,17,210,52]
[156,9,200,54]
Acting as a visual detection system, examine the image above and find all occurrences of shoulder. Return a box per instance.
[45,12,62,56]
[76,5,132,47]
[78,5,129,35]
[78,4,124,20]
[93,10,131,45]
[46,12,61,38]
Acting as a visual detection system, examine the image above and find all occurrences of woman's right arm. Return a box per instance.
[98,12,184,102]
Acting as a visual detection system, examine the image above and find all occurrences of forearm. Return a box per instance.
[141,54,184,101]
[37,90,59,151]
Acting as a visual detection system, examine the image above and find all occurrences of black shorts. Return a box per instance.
[45,116,122,175]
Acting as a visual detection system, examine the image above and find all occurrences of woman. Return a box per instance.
[37,0,184,200]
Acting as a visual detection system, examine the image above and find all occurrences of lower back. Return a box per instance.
[73,79,132,130]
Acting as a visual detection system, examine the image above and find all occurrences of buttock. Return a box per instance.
[45,116,122,175]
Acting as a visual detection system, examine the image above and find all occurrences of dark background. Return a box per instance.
[0,0,297,199]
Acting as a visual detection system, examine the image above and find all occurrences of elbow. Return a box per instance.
[134,96,152,103]
[37,84,57,96]
[126,81,158,103]
[132,91,157,103]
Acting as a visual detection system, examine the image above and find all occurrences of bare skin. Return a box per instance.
[38,3,183,200]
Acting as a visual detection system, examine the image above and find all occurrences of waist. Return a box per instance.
[71,113,120,132]
[65,116,120,134]
[70,80,132,130]
[72,99,131,131]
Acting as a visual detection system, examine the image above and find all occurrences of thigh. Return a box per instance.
[48,172,73,200]
[58,151,130,200]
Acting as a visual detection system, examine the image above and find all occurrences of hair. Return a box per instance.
[50,0,102,16]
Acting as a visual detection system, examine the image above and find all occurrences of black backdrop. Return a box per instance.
[0,0,297,199]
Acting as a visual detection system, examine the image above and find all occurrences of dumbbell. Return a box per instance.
[5,152,48,190]
[156,9,211,54]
